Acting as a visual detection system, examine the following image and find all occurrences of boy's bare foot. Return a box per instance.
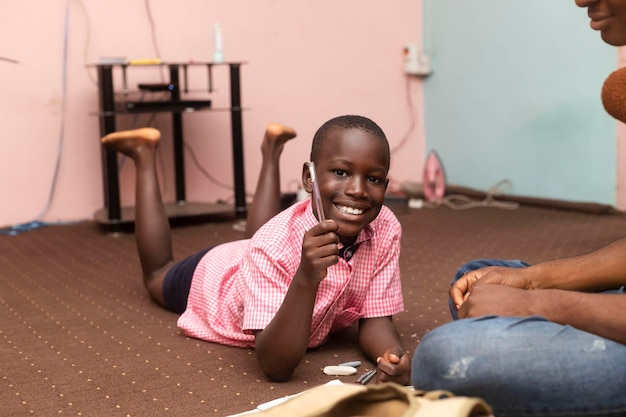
[101,128,161,158]
[262,123,297,158]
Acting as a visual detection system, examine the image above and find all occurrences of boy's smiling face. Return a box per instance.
[303,127,389,247]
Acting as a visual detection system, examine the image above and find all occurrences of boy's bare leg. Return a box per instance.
[101,128,170,306]
[245,123,297,238]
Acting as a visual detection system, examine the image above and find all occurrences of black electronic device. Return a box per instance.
[138,83,177,92]
[123,100,212,113]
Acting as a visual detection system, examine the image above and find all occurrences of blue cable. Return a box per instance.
[0,222,49,236]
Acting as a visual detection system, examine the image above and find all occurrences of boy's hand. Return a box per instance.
[298,220,340,284]
[376,348,411,386]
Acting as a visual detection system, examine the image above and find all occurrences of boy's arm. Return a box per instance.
[254,272,320,382]
[358,317,411,385]
[356,215,409,383]
[254,220,340,382]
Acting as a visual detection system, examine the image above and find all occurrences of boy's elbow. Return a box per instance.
[255,346,296,382]
[264,368,294,382]
[259,361,295,382]
[255,332,303,382]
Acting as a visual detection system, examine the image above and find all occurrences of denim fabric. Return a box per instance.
[412,259,626,417]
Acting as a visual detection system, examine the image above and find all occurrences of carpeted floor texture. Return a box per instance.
[2,202,625,416]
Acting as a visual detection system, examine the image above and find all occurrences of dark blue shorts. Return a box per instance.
[162,247,213,314]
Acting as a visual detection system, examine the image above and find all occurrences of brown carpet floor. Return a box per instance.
[2,202,625,416]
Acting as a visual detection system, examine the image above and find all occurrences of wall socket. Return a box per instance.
[403,44,432,77]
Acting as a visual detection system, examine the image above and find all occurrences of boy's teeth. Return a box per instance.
[337,205,363,215]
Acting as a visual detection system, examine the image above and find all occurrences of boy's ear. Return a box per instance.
[301,162,313,193]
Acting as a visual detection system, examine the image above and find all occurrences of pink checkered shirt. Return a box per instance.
[178,199,404,348]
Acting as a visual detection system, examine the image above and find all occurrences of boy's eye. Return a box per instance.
[332,169,385,184]
[367,176,384,184]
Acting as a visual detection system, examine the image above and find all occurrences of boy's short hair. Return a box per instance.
[310,115,390,170]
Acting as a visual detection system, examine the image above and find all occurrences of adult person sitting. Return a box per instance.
[411,1,626,416]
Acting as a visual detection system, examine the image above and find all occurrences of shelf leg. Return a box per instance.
[229,64,246,219]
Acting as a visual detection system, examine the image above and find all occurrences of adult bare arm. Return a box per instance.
[519,237,626,292]
[451,237,626,311]
[459,284,626,345]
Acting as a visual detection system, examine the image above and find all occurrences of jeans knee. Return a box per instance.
[411,327,454,388]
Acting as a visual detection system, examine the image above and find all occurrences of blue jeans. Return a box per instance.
[411,259,626,417]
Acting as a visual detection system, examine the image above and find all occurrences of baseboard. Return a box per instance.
[444,184,620,215]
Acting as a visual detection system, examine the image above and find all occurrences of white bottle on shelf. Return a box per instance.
[213,22,224,63]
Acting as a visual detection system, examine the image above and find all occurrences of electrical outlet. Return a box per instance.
[403,44,432,77]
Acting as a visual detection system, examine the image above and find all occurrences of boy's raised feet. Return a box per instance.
[262,123,297,158]
[101,127,161,158]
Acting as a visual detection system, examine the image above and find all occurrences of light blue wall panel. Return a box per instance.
[422,0,616,205]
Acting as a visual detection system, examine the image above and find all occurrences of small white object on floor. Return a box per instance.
[323,365,358,376]
[408,198,424,209]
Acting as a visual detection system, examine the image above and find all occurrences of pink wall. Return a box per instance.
[0,0,425,227]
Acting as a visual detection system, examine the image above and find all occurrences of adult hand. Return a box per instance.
[457,284,533,319]
[375,348,411,386]
[450,266,533,310]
